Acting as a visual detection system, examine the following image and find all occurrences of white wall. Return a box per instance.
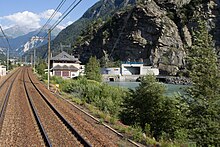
[0,66,6,76]
[121,64,143,75]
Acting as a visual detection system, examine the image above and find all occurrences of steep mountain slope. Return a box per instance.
[37,0,137,57]
[37,0,220,75]
[72,0,220,75]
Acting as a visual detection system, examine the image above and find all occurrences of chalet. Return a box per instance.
[50,51,84,78]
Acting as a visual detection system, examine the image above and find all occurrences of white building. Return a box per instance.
[50,51,84,78]
[101,62,159,81]
[0,65,6,76]
[121,62,159,76]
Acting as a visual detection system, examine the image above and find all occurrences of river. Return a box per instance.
[107,82,188,96]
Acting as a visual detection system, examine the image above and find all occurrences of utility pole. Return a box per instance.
[31,53,33,67]
[34,48,36,73]
[47,29,51,90]
[6,46,9,71]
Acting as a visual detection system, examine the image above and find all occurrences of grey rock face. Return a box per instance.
[77,1,187,75]
[72,0,220,75]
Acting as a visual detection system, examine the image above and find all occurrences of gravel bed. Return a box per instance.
[24,69,82,146]
[0,68,43,146]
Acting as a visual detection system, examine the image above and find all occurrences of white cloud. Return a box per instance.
[3,11,41,29]
[40,9,62,20]
[1,9,63,29]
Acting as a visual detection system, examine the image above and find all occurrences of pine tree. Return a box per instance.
[85,56,102,82]
[186,20,220,146]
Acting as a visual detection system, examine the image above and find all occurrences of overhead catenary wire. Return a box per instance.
[33,0,83,49]
[36,0,67,37]
[50,0,82,31]
[29,0,67,52]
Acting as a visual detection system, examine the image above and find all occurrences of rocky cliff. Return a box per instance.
[72,0,220,75]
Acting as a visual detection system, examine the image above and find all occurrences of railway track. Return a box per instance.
[29,68,140,146]
[0,68,21,126]
[24,67,92,146]
[0,67,142,146]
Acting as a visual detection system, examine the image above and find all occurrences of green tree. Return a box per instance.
[36,60,47,75]
[186,20,220,146]
[85,56,102,82]
[120,75,186,140]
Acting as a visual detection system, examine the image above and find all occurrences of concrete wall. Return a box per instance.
[121,63,143,75]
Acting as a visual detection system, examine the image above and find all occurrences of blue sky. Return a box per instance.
[0,0,99,30]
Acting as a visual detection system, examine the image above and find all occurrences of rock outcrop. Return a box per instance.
[72,0,220,75]
[76,1,187,75]
[42,0,220,75]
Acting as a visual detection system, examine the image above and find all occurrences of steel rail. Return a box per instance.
[0,68,20,90]
[23,68,52,147]
[0,69,21,124]
[27,69,92,147]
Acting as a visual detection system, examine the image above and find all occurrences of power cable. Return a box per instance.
[50,0,82,31]
[36,0,67,36]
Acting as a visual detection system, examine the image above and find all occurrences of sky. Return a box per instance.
[0,0,99,30]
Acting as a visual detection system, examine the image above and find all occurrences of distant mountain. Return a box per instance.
[3,25,36,38]
[0,26,62,57]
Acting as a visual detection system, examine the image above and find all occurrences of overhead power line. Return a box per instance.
[50,0,82,31]
[32,0,83,49]
[36,0,67,36]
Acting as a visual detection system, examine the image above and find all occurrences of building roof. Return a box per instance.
[53,65,79,71]
[51,51,80,63]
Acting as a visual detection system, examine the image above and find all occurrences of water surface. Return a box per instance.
[107,82,188,96]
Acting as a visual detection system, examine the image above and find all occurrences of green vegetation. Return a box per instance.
[120,75,188,142]
[85,56,102,82]
[35,60,47,80]
[62,77,125,116]
[185,20,220,146]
